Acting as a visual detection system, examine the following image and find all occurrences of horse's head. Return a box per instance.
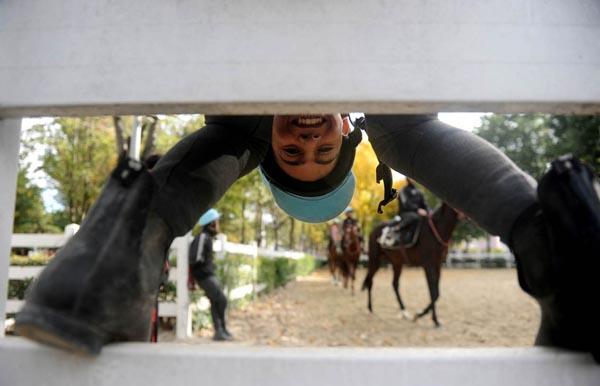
[440,202,465,220]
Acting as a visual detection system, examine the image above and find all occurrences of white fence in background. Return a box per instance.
[6,231,306,338]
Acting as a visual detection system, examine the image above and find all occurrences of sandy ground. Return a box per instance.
[167,267,540,348]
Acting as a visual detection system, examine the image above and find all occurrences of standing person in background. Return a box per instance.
[189,209,232,341]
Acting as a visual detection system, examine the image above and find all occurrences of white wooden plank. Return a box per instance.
[1,339,599,386]
[1,0,599,117]
[0,119,21,337]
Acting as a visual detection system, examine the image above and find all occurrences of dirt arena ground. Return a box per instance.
[176,267,541,348]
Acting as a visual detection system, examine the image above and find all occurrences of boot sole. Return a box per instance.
[15,304,108,356]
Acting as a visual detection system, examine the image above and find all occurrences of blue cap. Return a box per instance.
[198,208,221,226]
[260,169,355,223]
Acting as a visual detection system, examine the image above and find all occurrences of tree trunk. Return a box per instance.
[254,204,263,247]
[289,217,295,249]
[241,199,246,243]
[141,116,158,161]
[113,116,126,156]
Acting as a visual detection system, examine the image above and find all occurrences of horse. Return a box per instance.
[327,223,342,284]
[338,224,362,295]
[361,203,460,327]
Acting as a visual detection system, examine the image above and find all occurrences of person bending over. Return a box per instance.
[15,114,599,362]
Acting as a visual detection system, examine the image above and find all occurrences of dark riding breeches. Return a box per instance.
[196,275,228,329]
[150,114,536,244]
[366,115,537,242]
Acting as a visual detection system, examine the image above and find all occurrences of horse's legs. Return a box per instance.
[350,259,358,296]
[362,258,380,313]
[414,263,441,327]
[392,264,411,320]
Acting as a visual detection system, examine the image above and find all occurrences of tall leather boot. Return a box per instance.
[15,157,174,355]
[508,158,600,361]
[220,318,234,340]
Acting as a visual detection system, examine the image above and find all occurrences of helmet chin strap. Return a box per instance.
[350,115,398,214]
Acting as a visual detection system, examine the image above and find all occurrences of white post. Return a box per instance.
[216,234,227,261]
[175,233,191,339]
[0,119,21,337]
[251,241,259,299]
[129,116,142,161]
[216,234,227,295]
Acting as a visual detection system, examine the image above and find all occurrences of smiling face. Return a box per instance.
[271,114,350,181]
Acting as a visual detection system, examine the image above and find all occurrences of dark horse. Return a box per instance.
[327,223,342,284]
[362,203,460,327]
[338,224,362,294]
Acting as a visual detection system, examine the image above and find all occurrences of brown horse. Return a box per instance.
[362,203,460,327]
[327,223,342,284]
[338,224,362,294]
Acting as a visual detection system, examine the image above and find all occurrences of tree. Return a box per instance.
[547,115,600,170]
[30,117,117,224]
[350,140,402,237]
[475,114,600,178]
[12,167,58,233]
[476,114,555,178]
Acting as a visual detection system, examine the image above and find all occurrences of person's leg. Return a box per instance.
[366,115,537,239]
[16,117,267,353]
[365,115,552,294]
[365,114,593,354]
[197,275,230,341]
[151,116,270,236]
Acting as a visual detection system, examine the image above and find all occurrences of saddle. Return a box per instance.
[378,216,423,249]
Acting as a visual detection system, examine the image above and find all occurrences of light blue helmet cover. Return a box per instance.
[259,168,355,223]
[198,208,221,226]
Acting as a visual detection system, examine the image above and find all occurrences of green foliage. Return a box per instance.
[475,114,600,178]
[7,278,33,300]
[157,281,177,302]
[10,251,54,266]
[26,117,117,224]
[546,115,600,170]
[257,254,315,292]
[154,115,205,153]
[451,218,486,244]
[13,168,59,233]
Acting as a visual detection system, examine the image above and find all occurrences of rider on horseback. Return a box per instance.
[397,178,429,229]
[341,207,363,253]
[379,179,429,248]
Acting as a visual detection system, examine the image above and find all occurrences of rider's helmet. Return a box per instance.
[260,115,397,223]
[198,208,221,226]
[260,115,362,223]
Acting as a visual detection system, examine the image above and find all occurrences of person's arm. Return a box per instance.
[416,190,429,213]
[188,236,199,265]
[151,116,273,236]
[200,233,213,265]
[365,114,536,241]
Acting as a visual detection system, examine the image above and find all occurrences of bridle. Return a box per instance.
[427,213,451,248]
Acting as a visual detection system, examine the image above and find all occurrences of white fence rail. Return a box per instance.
[1,339,599,386]
[6,232,307,338]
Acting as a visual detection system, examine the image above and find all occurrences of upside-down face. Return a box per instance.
[271,114,351,181]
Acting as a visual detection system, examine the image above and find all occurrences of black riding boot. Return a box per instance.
[509,171,600,360]
[15,158,174,355]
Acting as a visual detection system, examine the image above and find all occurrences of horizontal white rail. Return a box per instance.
[7,266,43,279]
[5,300,21,314]
[7,233,307,335]
[11,234,66,249]
[2,0,600,117]
[1,339,599,386]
